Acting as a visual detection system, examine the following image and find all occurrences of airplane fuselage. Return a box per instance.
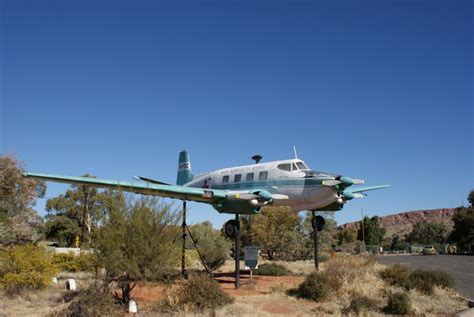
[185,159,340,213]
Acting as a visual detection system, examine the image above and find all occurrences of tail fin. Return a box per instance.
[176,150,193,185]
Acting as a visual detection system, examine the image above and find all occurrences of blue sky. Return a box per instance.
[1,0,473,228]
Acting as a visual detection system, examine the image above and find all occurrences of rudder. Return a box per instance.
[176,150,193,185]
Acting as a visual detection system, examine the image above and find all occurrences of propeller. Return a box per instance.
[321,180,342,186]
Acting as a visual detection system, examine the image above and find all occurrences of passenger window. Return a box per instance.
[246,173,254,182]
[259,171,268,180]
[234,174,242,183]
[277,163,291,171]
[222,175,229,183]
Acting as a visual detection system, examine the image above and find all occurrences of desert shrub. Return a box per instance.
[161,274,233,312]
[52,253,95,272]
[319,253,330,263]
[154,269,181,284]
[255,263,291,276]
[380,264,410,288]
[324,255,376,282]
[291,270,342,301]
[95,196,182,304]
[383,292,411,315]
[406,269,454,294]
[52,285,120,317]
[0,244,58,294]
[188,222,230,272]
[343,296,379,314]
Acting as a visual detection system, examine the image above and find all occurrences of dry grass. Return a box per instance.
[0,288,65,317]
[217,259,315,275]
[305,255,466,315]
[0,256,468,316]
[0,271,96,317]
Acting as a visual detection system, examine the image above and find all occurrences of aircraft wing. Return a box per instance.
[347,185,391,194]
[23,172,226,204]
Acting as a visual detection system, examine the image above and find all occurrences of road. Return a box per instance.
[377,255,474,299]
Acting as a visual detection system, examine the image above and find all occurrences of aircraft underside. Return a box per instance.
[210,184,342,214]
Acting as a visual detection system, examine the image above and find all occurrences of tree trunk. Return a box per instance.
[81,187,89,248]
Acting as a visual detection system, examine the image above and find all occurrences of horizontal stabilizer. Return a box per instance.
[352,179,365,185]
[347,185,390,194]
[133,176,170,185]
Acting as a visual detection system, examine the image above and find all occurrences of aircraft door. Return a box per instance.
[202,177,212,189]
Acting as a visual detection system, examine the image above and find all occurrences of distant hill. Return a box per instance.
[338,208,456,239]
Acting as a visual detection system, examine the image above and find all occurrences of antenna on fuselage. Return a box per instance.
[251,154,262,164]
[293,146,298,159]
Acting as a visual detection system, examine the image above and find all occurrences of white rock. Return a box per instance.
[66,279,76,291]
[129,299,138,313]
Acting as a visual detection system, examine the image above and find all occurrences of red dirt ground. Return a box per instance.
[214,273,304,297]
[129,273,305,302]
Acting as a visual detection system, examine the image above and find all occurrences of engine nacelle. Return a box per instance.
[251,190,273,203]
[213,200,262,214]
[342,190,355,200]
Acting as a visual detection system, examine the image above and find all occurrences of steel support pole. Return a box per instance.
[235,213,241,288]
[181,201,187,277]
[312,210,319,271]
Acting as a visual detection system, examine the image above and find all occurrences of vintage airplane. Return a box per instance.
[23,150,389,235]
[25,150,389,284]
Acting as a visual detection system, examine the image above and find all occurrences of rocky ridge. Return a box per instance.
[338,208,456,238]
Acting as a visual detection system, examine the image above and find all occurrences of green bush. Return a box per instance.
[380,264,410,288]
[383,292,411,315]
[319,253,330,263]
[343,296,379,314]
[380,265,455,294]
[51,286,119,317]
[189,222,230,272]
[291,271,342,301]
[255,263,291,276]
[406,269,454,294]
[52,253,95,272]
[161,274,233,311]
[0,244,58,294]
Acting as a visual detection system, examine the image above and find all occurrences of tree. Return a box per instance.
[45,179,117,247]
[44,215,81,247]
[449,205,474,252]
[406,222,448,245]
[468,190,474,207]
[337,228,357,246]
[94,196,181,304]
[0,155,45,245]
[188,221,230,272]
[357,216,386,245]
[250,207,302,260]
[300,211,338,254]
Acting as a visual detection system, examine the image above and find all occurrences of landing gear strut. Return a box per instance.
[223,215,241,288]
[311,211,326,271]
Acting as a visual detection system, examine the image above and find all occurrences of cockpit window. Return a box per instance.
[277,163,291,172]
[296,162,308,170]
[292,163,298,171]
